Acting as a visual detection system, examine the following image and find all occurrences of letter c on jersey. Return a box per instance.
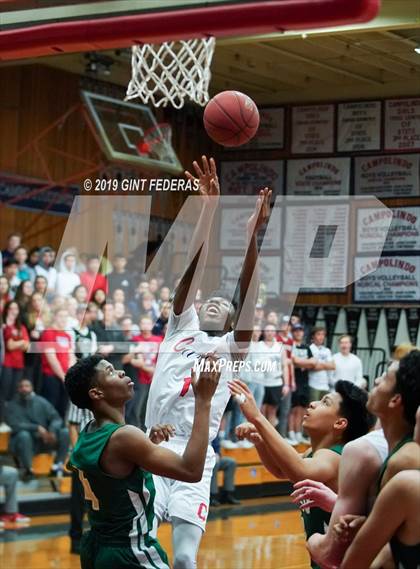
[197,503,208,521]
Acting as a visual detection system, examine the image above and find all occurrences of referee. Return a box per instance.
[68,401,93,554]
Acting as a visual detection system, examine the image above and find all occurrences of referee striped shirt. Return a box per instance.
[68,402,93,431]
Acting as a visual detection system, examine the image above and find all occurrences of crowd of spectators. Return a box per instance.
[0,231,369,522]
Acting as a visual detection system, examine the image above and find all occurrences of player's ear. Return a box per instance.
[89,386,104,402]
[389,392,402,410]
[334,417,348,436]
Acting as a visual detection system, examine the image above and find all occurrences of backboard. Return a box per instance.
[81,91,183,175]
[0,1,381,60]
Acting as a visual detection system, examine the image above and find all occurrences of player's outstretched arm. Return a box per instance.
[234,188,271,346]
[173,156,219,315]
[113,356,221,482]
[341,471,419,569]
[236,422,285,478]
[230,379,338,484]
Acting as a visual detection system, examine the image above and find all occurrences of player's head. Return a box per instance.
[198,290,236,334]
[303,380,373,444]
[367,350,420,429]
[65,355,134,411]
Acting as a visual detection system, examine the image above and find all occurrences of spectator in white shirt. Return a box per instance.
[56,251,81,297]
[332,335,365,389]
[260,324,289,427]
[35,247,57,297]
[308,326,335,402]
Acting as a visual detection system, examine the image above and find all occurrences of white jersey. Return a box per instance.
[145,305,243,442]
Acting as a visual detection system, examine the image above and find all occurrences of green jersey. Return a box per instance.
[301,444,344,569]
[69,421,169,569]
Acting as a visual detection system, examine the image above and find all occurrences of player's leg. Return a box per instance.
[169,450,216,568]
[172,517,203,569]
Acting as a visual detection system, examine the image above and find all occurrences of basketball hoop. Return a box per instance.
[143,123,174,162]
[125,38,216,109]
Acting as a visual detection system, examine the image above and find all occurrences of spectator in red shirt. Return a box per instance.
[131,316,162,430]
[1,300,29,404]
[80,255,108,300]
[40,309,75,418]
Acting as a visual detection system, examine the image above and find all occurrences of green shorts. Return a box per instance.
[80,531,170,569]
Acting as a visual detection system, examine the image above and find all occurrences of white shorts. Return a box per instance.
[152,439,216,532]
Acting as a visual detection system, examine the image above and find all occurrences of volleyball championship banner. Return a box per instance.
[282,201,350,292]
[357,206,420,253]
[385,98,420,151]
[354,154,420,197]
[287,157,350,196]
[239,107,285,150]
[291,104,335,154]
[221,255,281,295]
[337,101,381,152]
[354,256,420,302]
[219,206,281,250]
[220,160,284,196]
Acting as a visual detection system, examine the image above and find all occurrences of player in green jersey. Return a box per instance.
[65,353,220,569]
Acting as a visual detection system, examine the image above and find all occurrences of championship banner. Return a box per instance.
[240,107,285,150]
[354,154,420,198]
[385,98,420,151]
[291,104,334,154]
[283,203,349,292]
[385,307,401,349]
[366,307,381,348]
[220,160,284,196]
[407,307,420,344]
[337,101,381,152]
[357,206,420,253]
[221,255,281,295]
[354,256,420,303]
[220,207,281,251]
[287,157,350,196]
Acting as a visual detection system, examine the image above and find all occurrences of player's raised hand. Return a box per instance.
[291,479,337,513]
[191,355,221,402]
[185,155,220,203]
[236,422,262,444]
[247,187,272,236]
[228,379,262,423]
[149,424,176,445]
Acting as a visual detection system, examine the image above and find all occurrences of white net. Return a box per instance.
[125,38,216,109]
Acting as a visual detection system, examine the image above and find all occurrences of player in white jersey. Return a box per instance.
[146,155,271,569]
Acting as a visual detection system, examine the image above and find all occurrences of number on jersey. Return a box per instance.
[78,469,100,511]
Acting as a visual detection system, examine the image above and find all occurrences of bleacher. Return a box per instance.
[1,427,309,514]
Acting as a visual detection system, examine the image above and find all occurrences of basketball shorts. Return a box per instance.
[80,530,170,569]
[263,385,283,407]
[152,439,216,532]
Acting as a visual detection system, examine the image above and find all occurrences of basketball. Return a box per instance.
[203,90,260,147]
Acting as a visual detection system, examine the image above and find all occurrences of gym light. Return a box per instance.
[414,46,420,55]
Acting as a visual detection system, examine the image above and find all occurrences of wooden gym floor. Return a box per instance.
[0,497,311,569]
